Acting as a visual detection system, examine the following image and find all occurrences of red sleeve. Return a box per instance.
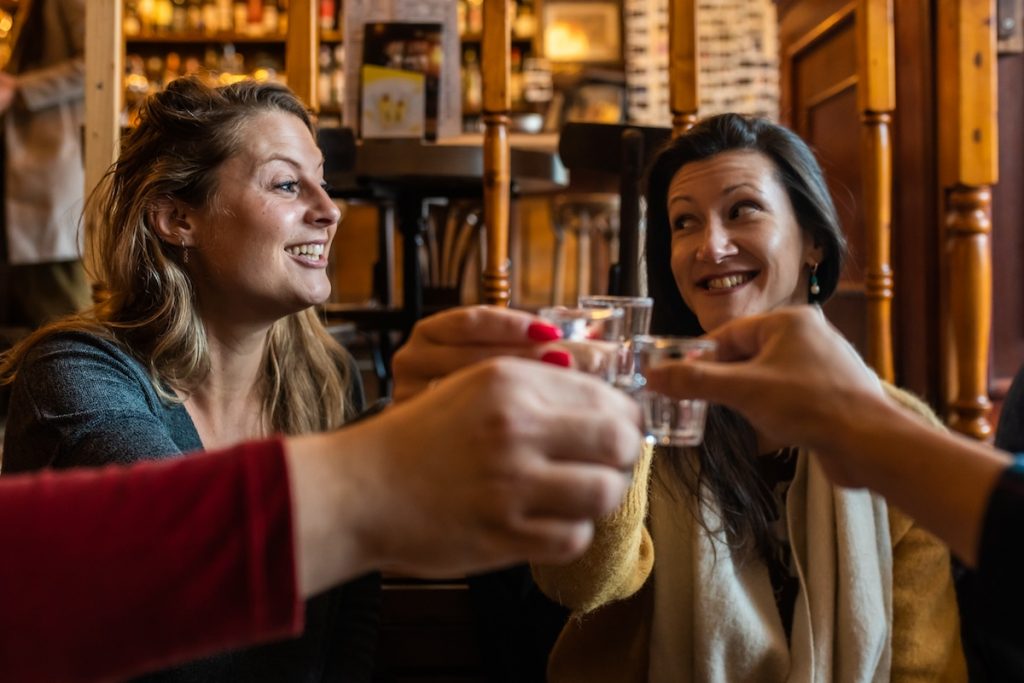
[0,438,304,682]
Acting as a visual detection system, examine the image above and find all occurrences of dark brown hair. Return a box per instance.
[644,113,847,559]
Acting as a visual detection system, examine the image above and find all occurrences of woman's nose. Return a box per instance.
[309,185,342,227]
[695,219,735,263]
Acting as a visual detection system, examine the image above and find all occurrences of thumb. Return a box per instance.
[644,359,743,405]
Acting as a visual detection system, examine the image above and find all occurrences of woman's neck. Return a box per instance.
[183,316,272,451]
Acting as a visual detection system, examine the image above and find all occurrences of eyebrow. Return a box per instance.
[668,182,763,207]
[258,154,326,172]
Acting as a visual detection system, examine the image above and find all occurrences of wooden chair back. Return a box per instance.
[557,122,671,297]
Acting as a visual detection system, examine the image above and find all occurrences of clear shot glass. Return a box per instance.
[578,295,653,391]
[537,306,625,383]
[633,335,717,446]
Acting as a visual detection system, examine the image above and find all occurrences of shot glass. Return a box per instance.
[579,295,653,390]
[634,335,717,446]
[537,306,625,382]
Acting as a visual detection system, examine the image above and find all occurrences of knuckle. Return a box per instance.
[588,471,624,516]
[552,522,594,562]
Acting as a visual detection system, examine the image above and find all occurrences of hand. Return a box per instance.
[342,357,642,578]
[0,73,17,115]
[643,306,883,487]
[391,306,562,402]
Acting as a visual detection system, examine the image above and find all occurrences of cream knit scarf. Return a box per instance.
[647,449,893,682]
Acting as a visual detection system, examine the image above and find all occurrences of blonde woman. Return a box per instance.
[1,77,373,681]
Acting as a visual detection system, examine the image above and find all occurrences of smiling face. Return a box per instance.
[667,149,822,332]
[184,110,341,325]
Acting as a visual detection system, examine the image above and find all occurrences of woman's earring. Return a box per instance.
[809,263,820,298]
[180,236,189,264]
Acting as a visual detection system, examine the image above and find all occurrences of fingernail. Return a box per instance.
[541,350,572,367]
[528,322,562,342]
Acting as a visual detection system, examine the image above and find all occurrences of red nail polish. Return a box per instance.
[541,350,572,367]
[528,322,562,342]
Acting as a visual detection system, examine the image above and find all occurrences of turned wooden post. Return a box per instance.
[856,0,895,382]
[937,0,998,440]
[285,0,318,109]
[481,0,512,306]
[669,0,699,136]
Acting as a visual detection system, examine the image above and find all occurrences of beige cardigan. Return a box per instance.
[534,384,966,682]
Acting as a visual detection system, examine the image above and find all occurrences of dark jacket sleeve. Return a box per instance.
[956,456,1024,681]
[3,333,193,473]
[0,439,302,683]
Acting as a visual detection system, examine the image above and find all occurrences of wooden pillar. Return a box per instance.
[937,0,998,440]
[84,0,121,274]
[84,0,121,199]
[481,0,512,306]
[286,0,318,109]
[856,0,895,382]
[668,0,699,136]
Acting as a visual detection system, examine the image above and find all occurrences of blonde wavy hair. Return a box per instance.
[0,77,352,434]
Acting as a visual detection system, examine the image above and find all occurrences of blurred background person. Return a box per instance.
[0,0,90,330]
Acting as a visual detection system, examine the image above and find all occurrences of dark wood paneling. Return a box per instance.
[809,86,865,279]
[891,0,940,405]
[779,0,942,407]
[781,8,866,355]
[992,52,1024,397]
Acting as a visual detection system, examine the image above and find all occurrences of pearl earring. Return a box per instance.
[180,236,188,264]
[809,263,820,298]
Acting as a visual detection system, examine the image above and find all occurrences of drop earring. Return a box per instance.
[180,236,189,264]
[809,263,820,298]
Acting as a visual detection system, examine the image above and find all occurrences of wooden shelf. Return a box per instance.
[125,30,344,45]
[460,32,535,43]
[126,31,287,44]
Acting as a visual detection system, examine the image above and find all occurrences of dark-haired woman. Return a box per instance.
[532,114,967,682]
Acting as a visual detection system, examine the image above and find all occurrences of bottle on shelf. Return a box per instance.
[171,0,188,33]
[199,0,219,33]
[466,0,483,35]
[462,47,482,113]
[319,0,336,32]
[232,0,248,33]
[513,0,537,39]
[185,0,202,31]
[124,0,142,36]
[262,0,279,35]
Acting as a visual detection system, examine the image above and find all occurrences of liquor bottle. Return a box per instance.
[217,0,233,33]
[233,0,248,33]
[246,0,264,35]
[331,43,345,107]
[466,0,483,34]
[462,48,482,112]
[171,0,188,33]
[317,45,332,106]
[186,0,203,31]
[124,0,142,36]
[202,0,220,33]
[513,0,537,39]
[262,0,279,35]
[155,0,174,32]
[457,0,467,35]
[319,0,336,31]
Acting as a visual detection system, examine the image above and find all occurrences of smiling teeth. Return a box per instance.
[706,274,752,290]
[286,244,325,258]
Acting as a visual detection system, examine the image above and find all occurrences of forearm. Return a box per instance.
[283,429,379,596]
[532,442,654,613]
[15,58,85,111]
[827,394,1009,566]
[0,441,302,682]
